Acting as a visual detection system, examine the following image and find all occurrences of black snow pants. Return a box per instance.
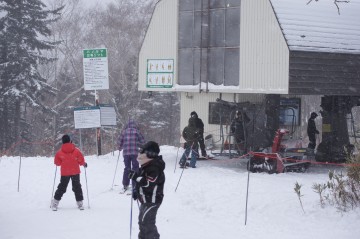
[138,203,161,239]
[308,134,316,149]
[54,174,84,201]
[198,133,207,157]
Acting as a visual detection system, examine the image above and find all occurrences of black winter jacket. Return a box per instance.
[307,117,319,137]
[136,155,166,204]
[191,112,204,134]
[182,117,200,145]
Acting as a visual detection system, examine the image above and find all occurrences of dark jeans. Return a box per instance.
[54,174,83,201]
[180,143,199,167]
[138,203,161,239]
[122,154,139,187]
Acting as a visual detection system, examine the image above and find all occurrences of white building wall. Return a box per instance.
[139,0,320,149]
[138,0,178,92]
[239,0,289,94]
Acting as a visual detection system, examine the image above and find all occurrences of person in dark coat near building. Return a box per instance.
[179,117,200,168]
[129,141,165,239]
[230,110,250,154]
[307,112,319,150]
[51,134,87,211]
[190,111,207,157]
[118,119,145,193]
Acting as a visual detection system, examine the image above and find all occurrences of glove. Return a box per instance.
[132,189,138,200]
[84,162,88,168]
[128,170,139,180]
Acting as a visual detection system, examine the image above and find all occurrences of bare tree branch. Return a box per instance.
[307,0,350,14]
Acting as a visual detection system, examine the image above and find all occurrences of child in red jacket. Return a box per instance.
[51,134,87,211]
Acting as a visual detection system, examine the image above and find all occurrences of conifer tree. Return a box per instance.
[0,0,63,152]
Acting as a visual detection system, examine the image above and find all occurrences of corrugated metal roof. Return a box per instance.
[270,0,360,54]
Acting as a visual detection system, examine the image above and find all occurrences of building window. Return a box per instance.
[279,98,301,126]
[178,0,240,86]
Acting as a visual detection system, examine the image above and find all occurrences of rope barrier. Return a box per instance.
[0,129,120,157]
[247,151,360,167]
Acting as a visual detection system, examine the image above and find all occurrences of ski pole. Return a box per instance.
[84,165,90,209]
[175,142,194,192]
[130,182,134,239]
[111,151,121,190]
[174,146,180,173]
[17,154,22,192]
[245,157,251,225]
[50,166,58,208]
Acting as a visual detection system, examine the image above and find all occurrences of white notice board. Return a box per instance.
[100,104,116,126]
[83,48,109,90]
[74,106,101,129]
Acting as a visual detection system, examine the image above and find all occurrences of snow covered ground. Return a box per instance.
[1,145,359,239]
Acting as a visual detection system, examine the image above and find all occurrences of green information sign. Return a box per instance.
[82,48,109,90]
[83,49,107,58]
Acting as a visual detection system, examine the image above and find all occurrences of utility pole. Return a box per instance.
[95,90,101,156]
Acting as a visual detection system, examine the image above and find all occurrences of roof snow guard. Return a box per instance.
[270,0,360,54]
[271,0,360,95]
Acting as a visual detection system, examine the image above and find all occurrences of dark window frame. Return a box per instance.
[279,98,301,126]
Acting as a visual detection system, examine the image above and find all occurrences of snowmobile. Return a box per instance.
[247,129,312,173]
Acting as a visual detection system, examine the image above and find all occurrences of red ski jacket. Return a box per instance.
[54,143,85,176]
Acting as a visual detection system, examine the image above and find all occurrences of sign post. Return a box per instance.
[99,104,117,154]
[83,48,109,155]
[83,49,109,91]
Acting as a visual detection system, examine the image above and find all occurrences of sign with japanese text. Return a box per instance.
[83,48,109,90]
[74,106,101,129]
[146,59,174,88]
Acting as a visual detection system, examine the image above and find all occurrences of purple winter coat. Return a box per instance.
[118,119,145,156]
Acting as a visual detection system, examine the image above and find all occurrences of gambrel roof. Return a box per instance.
[270,0,360,54]
[270,0,360,95]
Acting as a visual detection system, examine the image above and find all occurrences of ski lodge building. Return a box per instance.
[138,0,360,162]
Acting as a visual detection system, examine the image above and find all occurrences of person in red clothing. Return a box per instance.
[51,134,87,211]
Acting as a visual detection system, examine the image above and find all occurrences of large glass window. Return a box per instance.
[178,0,240,86]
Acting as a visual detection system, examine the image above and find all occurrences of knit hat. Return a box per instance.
[190,111,198,118]
[62,135,71,144]
[311,112,318,118]
[139,141,160,158]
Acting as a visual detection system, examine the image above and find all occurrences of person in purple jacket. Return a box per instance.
[118,119,145,193]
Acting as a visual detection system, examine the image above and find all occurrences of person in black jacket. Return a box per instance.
[179,117,200,168]
[190,111,207,157]
[230,110,250,154]
[307,112,319,150]
[129,141,165,239]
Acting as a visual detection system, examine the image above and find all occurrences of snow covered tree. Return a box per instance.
[0,0,63,152]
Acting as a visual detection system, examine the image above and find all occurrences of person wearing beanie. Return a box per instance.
[128,141,165,239]
[179,117,200,168]
[51,134,87,211]
[307,112,320,150]
[117,119,145,194]
[190,111,207,158]
[230,110,250,155]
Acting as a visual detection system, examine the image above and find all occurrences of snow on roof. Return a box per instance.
[270,0,360,54]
